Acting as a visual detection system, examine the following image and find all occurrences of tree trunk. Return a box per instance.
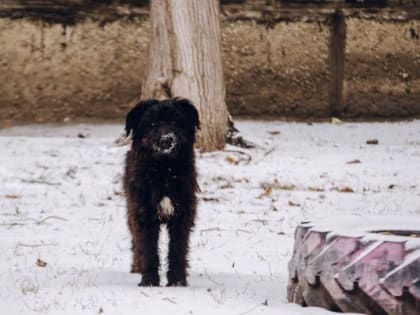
[141,0,228,151]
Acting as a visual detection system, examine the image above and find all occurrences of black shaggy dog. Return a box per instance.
[123,98,200,287]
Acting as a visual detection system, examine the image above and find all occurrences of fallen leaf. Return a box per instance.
[288,201,301,207]
[36,258,47,267]
[225,156,239,165]
[268,130,281,135]
[5,194,20,199]
[336,186,354,193]
[388,184,396,189]
[260,186,273,197]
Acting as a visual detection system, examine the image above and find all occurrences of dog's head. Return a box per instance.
[125,98,200,158]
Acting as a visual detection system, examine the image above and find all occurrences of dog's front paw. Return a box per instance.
[167,279,187,287]
[167,272,187,287]
[138,273,160,287]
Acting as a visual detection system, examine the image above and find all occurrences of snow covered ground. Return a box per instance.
[0,120,419,315]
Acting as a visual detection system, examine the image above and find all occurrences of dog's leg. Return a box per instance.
[166,216,194,286]
[130,234,142,274]
[136,222,161,286]
[128,214,142,274]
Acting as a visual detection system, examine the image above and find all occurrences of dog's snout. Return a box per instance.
[159,136,173,149]
[158,133,177,151]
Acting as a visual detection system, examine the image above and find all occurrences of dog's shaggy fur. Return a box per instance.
[123,98,199,287]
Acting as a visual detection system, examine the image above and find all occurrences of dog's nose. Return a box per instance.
[159,134,176,150]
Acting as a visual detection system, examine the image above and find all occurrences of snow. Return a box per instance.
[301,215,420,248]
[0,120,419,315]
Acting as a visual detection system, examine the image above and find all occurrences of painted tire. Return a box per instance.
[287,216,420,315]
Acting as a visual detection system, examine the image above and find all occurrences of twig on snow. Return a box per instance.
[204,268,224,286]
[200,227,224,235]
[36,216,68,225]
[21,178,60,186]
[236,229,253,235]
[236,303,262,315]
[162,297,177,304]
[17,243,57,248]
[0,222,25,229]
[264,148,275,157]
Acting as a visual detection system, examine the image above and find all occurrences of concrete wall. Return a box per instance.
[223,21,331,117]
[0,18,149,124]
[344,19,420,117]
[0,14,419,125]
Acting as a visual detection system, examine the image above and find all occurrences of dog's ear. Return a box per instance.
[125,99,157,136]
[173,98,200,130]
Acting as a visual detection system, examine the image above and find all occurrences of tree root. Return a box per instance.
[225,116,255,149]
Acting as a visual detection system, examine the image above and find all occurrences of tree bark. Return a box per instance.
[141,0,228,151]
